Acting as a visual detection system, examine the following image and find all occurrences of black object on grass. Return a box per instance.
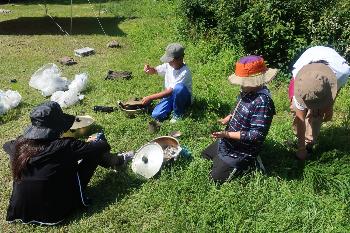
[93,106,115,113]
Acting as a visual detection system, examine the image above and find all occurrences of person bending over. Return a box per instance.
[288,46,350,160]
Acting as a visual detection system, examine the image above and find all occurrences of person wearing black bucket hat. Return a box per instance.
[22,101,76,140]
[2,101,134,225]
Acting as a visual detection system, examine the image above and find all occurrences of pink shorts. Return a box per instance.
[288,77,294,101]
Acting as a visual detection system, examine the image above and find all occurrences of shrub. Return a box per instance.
[178,0,350,74]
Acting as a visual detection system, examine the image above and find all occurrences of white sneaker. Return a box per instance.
[111,151,135,172]
[119,151,134,164]
[170,115,182,124]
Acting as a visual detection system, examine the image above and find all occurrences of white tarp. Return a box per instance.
[0,90,22,115]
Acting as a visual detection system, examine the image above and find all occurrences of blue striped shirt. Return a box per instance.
[218,86,275,164]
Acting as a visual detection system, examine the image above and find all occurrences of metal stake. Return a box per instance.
[70,0,73,34]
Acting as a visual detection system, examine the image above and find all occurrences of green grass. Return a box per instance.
[1,0,350,232]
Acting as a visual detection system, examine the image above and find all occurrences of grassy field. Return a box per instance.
[1,0,350,232]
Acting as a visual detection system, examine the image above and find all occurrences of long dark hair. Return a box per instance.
[12,136,48,181]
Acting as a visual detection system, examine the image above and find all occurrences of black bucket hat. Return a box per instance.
[23,101,75,140]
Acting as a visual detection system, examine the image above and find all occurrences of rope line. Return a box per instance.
[86,0,107,36]
[38,4,84,49]
[37,0,108,51]
[38,4,70,36]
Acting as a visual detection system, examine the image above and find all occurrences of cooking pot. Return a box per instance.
[62,115,95,138]
[131,136,182,179]
[150,136,181,162]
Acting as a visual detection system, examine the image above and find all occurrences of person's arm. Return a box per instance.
[294,108,308,160]
[142,87,173,105]
[212,101,274,143]
[68,138,111,162]
[144,64,157,75]
[212,131,240,139]
[144,63,167,76]
[218,114,232,125]
[240,102,274,144]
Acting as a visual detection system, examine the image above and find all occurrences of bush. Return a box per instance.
[178,0,350,74]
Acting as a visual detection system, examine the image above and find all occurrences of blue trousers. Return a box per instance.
[152,83,191,121]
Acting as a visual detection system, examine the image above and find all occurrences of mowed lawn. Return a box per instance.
[1,0,350,232]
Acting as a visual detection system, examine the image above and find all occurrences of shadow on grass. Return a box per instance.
[259,139,305,181]
[157,154,194,178]
[0,16,131,36]
[261,124,350,180]
[62,154,193,224]
[63,170,145,224]
[0,102,34,125]
[318,126,350,153]
[188,97,232,121]
[0,0,111,5]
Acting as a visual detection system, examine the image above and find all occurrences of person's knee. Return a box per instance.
[210,170,227,184]
[151,110,160,119]
[201,151,211,160]
[210,166,243,184]
[151,109,167,121]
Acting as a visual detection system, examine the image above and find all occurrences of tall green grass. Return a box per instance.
[0,0,350,232]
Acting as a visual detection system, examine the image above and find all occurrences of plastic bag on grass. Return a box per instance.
[68,73,88,93]
[51,89,84,108]
[29,63,69,96]
[0,90,22,115]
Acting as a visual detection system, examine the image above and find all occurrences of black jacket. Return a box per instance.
[3,137,110,225]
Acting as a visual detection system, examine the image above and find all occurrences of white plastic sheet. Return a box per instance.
[68,73,88,93]
[30,64,89,108]
[51,72,88,108]
[50,90,85,108]
[29,63,69,97]
[0,90,22,115]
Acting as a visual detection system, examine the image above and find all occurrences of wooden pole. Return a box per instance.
[70,0,73,34]
[99,0,102,16]
[44,2,48,15]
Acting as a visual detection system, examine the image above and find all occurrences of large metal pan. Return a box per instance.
[62,115,95,138]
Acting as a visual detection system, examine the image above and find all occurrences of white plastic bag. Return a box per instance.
[68,73,88,93]
[0,90,22,115]
[50,89,84,108]
[29,63,69,96]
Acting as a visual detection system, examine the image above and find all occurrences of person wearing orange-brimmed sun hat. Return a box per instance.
[202,55,278,184]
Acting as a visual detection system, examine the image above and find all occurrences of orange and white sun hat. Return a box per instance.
[228,55,278,87]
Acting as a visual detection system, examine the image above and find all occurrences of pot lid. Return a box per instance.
[132,142,164,179]
[70,115,94,129]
